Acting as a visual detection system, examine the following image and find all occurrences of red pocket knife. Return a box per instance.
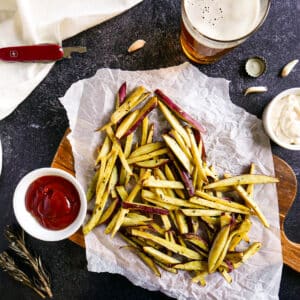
[0,44,87,62]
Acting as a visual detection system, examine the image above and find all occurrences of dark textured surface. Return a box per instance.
[0,0,299,299]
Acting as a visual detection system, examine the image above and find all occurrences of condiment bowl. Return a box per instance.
[13,168,87,241]
[262,87,300,151]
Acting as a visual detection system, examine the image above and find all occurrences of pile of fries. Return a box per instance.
[83,83,279,285]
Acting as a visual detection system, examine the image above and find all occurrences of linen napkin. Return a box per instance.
[0,0,143,120]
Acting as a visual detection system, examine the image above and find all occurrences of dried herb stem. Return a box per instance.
[0,226,53,298]
[0,251,46,298]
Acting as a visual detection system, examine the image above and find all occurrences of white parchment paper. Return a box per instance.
[59,63,282,300]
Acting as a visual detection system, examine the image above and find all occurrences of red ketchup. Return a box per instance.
[25,176,81,230]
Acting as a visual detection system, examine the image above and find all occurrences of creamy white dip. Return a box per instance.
[271,94,300,145]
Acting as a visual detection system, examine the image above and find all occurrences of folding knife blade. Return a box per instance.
[62,46,87,59]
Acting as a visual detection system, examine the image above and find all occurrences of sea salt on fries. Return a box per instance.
[84,83,279,284]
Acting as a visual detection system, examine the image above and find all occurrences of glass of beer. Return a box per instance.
[181,0,271,64]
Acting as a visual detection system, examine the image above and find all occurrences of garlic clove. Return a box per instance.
[244,86,268,96]
[128,39,146,53]
[281,59,299,77]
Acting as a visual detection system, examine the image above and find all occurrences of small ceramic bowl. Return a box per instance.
[13,168,87,241]
[262,87,300,151]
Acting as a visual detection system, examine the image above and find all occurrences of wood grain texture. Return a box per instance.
[51,132,300,271]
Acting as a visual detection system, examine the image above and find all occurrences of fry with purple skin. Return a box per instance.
[155,89,206,133]
[121,201,169,215]
[183,233,209,252]
[117,82,127,107]
[122,96,158,138]
[173,159,195,197]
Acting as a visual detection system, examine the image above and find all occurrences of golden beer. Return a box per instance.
[181,0,271,64]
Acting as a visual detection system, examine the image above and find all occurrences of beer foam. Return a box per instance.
[185,0,261,41]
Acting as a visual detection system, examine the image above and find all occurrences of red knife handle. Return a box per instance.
[0,44,64,62]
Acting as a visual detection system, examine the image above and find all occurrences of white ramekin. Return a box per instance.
[262,87,300,151]
[13,168,87,241]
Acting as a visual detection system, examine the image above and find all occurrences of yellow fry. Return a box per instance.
[105,210,120,234]
[219,268,232,283]
[175,210,189,234]
[192,271,208,285]
[204,174,279,190]
[174,261,208,271]
[182,209,223,217]
[86,168,100,202]
[135,249,161,277]
[143,177,185,189]
[235,185,269,228]
[161,214,172,231]
[170,129,193,161]
[246,163,256,197]
[158,100,191,147]
[98,198,119,225]
[135,158,169,169]
[111,86,148,124]
[131,229,202,260]
[116,185,129,201]
[106,126,132,175]
[146,123,154,144]
[186,126,207,182]
[111,183,142,237]
[83,187,110,235]
[115,110,140,139]
[95,136,111,165]
[154,260,178,274]
[143,190,200,208]
[162,134,192,173]
[127,148,169,164]
[164,164,186,199]
[143,197,178,210]
[108,166,118,198]
[129,142,165,158]
[190,197,250,214]
[229,217,252,251]
[208,224,230,273]
[242,242,262,262]
[195,190,250,212]
[153,169,176,198]
[96,150,118,202]
[141,117,149,146]
[143,246,181,265]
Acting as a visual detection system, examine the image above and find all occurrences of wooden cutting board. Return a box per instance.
[51,130,300,272]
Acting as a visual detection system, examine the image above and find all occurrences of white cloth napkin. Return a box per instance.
[0,0,143,120]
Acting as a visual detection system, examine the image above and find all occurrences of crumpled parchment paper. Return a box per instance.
[59,63,282,300]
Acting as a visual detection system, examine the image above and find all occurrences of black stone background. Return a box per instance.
[0,0,299,299]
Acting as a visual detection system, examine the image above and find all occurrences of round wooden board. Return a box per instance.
[51,131,300,272]
[273,155,300,272]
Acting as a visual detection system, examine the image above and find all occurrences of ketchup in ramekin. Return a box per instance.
[25,176,81,230]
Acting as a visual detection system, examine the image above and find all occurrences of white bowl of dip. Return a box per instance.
[13,168,87,241]
[263,87,300,150]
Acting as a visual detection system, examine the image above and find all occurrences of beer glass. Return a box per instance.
[181,0,271,64]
